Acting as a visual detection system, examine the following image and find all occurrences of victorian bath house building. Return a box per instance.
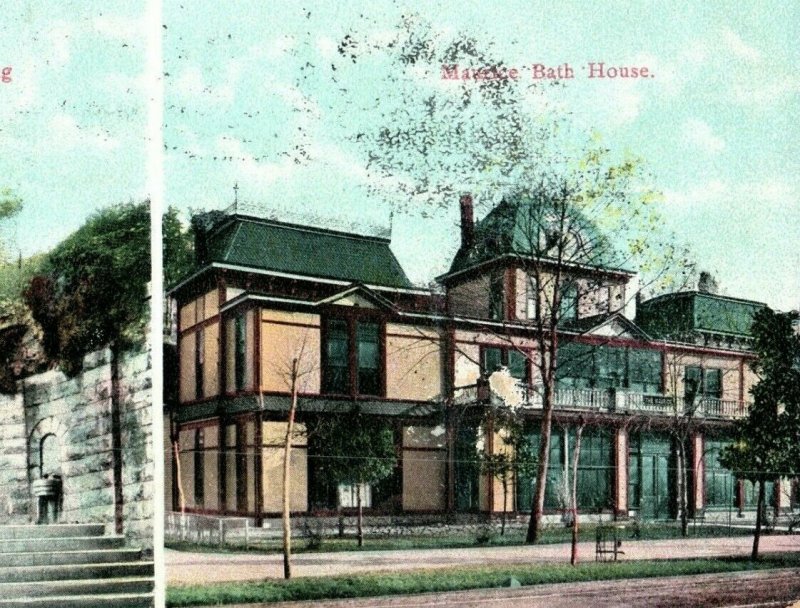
[165,197,797,524]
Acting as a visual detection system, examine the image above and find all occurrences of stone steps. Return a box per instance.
[0,593,154,608]
[0,524,106,540]
[0,535,126,553]
[0,525,153,607]
[0,548,144,567]
[0,561,154,583]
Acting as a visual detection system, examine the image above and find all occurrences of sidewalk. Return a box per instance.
[166,534,800,585]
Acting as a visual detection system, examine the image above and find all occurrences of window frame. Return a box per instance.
[684,366,723,399]
[193,428,205,507]
[478,344,531,384]
[234,313,247,392]
[321,313,386,398]
[195,329,204,400]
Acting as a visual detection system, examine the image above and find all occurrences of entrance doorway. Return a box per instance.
[629,433,674,519]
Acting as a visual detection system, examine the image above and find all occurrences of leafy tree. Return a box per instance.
[163,206,195,288]
[313,409,397,547]
[23,200,149,535]
[721,308,800,559]
[24,200,150,374]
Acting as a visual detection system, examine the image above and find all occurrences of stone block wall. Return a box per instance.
[0,345,153,550]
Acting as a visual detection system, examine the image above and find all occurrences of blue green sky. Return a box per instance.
[164,1,800,311]
[11,1,788,310]
[0,2,148,260]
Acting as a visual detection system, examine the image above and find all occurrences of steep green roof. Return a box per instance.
[636,291,766,339]
[204,215,412,289]
[443,194,629,280]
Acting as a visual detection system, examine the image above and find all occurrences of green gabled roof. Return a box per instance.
[636,291,766,339]
[443,194,630,280]
[205,215,412,289]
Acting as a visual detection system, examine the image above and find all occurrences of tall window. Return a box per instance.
[234,314,246,391]
[556,342,661,393]
[488,273,505,321]
[194,428,204,506]
[323,317,382,397]
[323,319,350,394]
[558,282,578,322]
[685,366,722,399]
[357,321,380,395]
[195,329,204,399]
[480,346,528,382]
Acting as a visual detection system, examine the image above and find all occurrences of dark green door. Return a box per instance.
[630,434,673,519]
[640,454,670,519]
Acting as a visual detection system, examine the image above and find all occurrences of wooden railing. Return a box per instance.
[453,382,750,420]
[698,397,748,419]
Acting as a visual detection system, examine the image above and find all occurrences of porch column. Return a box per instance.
[614,426,628,518]
[691,432,704,516]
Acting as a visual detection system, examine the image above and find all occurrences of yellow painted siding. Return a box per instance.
[490,429,517,513]
[260,314,321,393]
[513,269,528,319]
[203,451,219,511]
[179,289,220,330]
[178,334,195,403]
[204,290,219,319]
[262,446,308,513]
[203,321,220,398]
[179,300,196,332]
[261,422,308,513]
[402,451,446,511]
[224,424,237,512]
[402,425,446,512]
[386,324,442,401]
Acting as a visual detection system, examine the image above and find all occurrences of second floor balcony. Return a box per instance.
[453,381,749,420]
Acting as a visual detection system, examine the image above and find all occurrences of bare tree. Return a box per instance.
[267,333,316,579]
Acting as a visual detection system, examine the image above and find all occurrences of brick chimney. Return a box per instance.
[459,194,475,250]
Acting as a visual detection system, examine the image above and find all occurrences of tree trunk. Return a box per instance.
[282,359,299,580]
[173,439,186,514]
[356,482,364,548]
[526,380,555,544]
[571,425,583,566]
[752,479,765,561]
[501,478,507,536]
[678,438,689,537]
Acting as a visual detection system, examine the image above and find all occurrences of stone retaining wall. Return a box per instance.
[0,346,152,549]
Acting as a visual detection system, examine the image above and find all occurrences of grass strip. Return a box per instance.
[166,552,800,607]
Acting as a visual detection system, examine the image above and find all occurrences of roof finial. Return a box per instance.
[233,182,239,206]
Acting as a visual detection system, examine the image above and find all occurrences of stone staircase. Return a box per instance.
[0,524,153,607]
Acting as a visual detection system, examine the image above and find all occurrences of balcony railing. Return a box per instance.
[697,397,748,419]
[452,382,749,419]
[623,392,675,415]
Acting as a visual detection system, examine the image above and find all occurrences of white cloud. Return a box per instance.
[682,118,725,154]
[92,15,145,42]
[47,113,120,152]
[266,35,295,59]
[732,77,800,106]
[721,28,761,62]
[44,21,73,68]
[664,177,797,208]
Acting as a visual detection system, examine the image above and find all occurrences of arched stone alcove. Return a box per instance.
[27,416,68,522]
